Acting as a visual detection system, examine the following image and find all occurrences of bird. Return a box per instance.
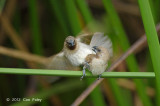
[81,32,113,79]
[46,33,93,83]
[47,33,94,70]
[83,46,110,79]
[47,32,112,80]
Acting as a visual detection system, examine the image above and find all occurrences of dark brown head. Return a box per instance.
[64,36,77,50]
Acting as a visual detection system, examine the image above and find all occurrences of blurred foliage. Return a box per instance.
[0,0,160,106]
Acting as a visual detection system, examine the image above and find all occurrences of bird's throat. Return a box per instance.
[67,45,76,50]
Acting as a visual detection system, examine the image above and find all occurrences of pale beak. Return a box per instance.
[92,46,100,53]
[68,40,75,47]
[92,46,98,53]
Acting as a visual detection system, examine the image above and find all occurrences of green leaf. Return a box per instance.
[11,79,85,106]
[102,0,153,105]
[138,0,160,105]
[0,68,155,78]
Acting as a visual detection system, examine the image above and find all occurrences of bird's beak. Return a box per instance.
[92,46,97,53]
[92,46,100,53]
[68,40,75,47]
[92,48,98,53]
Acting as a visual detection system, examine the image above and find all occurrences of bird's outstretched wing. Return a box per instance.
[47,32,112,70]
[47,52,80,70]
[90,32,113,57]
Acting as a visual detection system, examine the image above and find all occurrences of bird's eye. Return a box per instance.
[66,41,70,44]
[97,49,101,52]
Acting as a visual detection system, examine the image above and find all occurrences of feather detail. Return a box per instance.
[90,32,113,57]
[47,52,80,70]
[76,33,93,45]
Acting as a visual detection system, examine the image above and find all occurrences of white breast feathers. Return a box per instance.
[65,42,95,66]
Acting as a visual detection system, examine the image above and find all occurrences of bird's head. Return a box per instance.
[92,46,110,59]
[64,36,77,50]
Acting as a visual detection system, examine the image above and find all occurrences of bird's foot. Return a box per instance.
[81,62,90,80]
[80,66,86,80]
[82,62,90,68]
[84,62,90,69]
[97,74,102,80]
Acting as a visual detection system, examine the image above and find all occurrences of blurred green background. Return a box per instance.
[0,0,160,106]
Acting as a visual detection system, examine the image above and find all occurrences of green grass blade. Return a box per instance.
[86,79,106,106]
[40,101,48,106]
[76,0,129,106]
[64,0,81,35]
[108,79,130,106]
[146,52,155,87]
[149,0,157,23]
[16,76,25,97]
[0,75,12,98]
[102,0,153,106]
[149,0,160,24]
[0,68,155,78]
[11,79,85,106]
[28,0,43,55]
[138,0,160,105]
[76,0,94,24]
[155,0,160,22]
[67,1,106,104]
[75,0,98,31]
[73,2,124,105]
[50,0,69,35]
[0,0,6,14]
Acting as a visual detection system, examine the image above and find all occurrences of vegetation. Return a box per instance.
[0,0,160,105]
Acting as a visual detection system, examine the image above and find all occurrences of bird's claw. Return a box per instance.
[81,67,86,80]
[80,75,85,80]
[83,62,89,69]
[97,74,102,80]
[81,62,89,80]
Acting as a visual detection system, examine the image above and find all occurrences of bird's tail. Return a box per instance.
[90,32,113,57]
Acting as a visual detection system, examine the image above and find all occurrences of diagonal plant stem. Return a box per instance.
[103,0,152,105]
[0,0,17,44]
[0,15,28,51]
[87,0,140,16]
[117,79,155,97]
[0,46,57,103]
[75,1,106,105]
[11,80,85,106]
[71,23,160,106]
[0,46,48,65]
[0,14,38,68]
[0,7,58,105]
[0,46,155,96]
[113,0,140,16]
[101,80,117,105]
[0,23,159,100]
